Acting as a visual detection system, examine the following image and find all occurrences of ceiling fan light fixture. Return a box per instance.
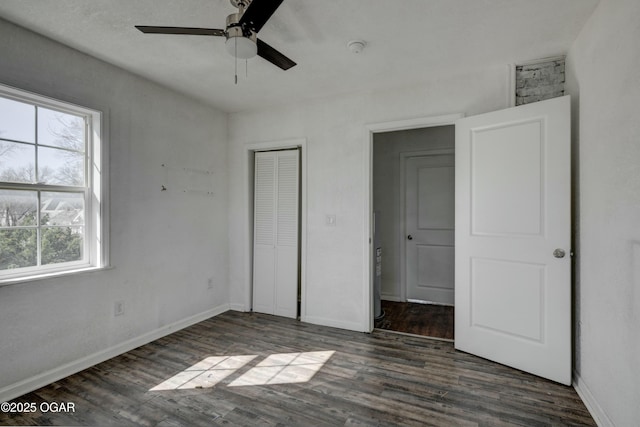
[226,35,257,59]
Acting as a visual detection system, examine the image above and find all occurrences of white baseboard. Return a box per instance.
[228,303,248,312]
[380,294,403,302]
[302,315,366,332]
[573,371,614,427]
[0,303,230,403]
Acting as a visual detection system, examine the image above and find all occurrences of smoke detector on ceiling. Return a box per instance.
[347,40,366,54]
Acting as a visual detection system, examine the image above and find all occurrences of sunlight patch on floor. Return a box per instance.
[150,355,257,391]
[149,351,335,391]
[228,351,335,387]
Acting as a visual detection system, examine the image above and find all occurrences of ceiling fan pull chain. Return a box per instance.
[234,37,238,85]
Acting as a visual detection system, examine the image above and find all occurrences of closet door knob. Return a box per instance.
[407,235,413,240]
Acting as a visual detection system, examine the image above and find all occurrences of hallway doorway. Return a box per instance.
[372,123,455,340]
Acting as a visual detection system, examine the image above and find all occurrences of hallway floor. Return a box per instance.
[375,300,454,340]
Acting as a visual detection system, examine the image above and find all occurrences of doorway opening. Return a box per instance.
[365,114,461,339]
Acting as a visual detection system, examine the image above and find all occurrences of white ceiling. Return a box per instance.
[0,0,598,113]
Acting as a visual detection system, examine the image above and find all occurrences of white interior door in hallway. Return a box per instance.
[455,96,571,385]
[404,153,455,305]
[252,149,300,319]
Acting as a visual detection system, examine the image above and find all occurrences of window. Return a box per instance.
[0,84,106,283]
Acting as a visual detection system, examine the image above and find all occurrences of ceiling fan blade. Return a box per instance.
[135,26,226,36]
[257,39,296,70]
[239,0,284,33]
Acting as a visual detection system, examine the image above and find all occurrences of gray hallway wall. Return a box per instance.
[373,125,454,300]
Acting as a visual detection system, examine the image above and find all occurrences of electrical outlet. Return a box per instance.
[114,300,125,317]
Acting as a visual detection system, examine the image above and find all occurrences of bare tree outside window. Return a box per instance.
[40,110,85,186]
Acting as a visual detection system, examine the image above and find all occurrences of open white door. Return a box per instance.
[455,96,571,385]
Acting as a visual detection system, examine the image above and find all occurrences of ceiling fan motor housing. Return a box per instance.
[225,12,257,59]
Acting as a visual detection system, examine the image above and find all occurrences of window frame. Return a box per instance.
[0,83,108,284]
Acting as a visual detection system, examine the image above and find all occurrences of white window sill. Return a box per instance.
[0,266,114,288]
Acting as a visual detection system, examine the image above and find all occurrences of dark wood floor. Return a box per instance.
[1,311,594,426]
[375,300,454,340]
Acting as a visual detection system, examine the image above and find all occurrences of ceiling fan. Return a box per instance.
[135,0,296,71]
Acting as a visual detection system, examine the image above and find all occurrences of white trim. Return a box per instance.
[0,82,108,281]
[0,265,114,287]
[380,294,403,302]
[95,108,110,270]
[573,372,614,427]
[0,304,230,403]
[406,299,454,307]
[399,149,454,302]
[374,328,454,343]
[516,55,566,67]
[0,82,96,117]
[228,303,247,312]
[507,63,517,108]
[243,138,307,319]
[303,315,365,333]
[363,113,463,333]
[246,139,304,152]
[366,114,463,134]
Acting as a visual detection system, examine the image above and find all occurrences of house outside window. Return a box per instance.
[0,84,106,283]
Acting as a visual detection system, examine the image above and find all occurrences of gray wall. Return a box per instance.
[373,126,454,300]
[565,0,640,425]
[0,18,229,400]
[227,67,508,332]
[10,2,639,422]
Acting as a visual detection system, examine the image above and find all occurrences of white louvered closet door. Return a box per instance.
[253,150,299,318]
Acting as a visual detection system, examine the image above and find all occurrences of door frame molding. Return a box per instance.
[399,149,455,303]
[363,114,463,332]
[243,138,307,319]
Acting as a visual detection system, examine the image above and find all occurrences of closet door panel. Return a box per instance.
[253,150,299,319]
[275,151,299,318]
[253,153,277,314]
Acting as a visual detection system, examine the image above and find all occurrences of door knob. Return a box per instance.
[553,248,566,258]
[407,235,413,240]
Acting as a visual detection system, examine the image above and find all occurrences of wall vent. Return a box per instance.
[515,57,565,106]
